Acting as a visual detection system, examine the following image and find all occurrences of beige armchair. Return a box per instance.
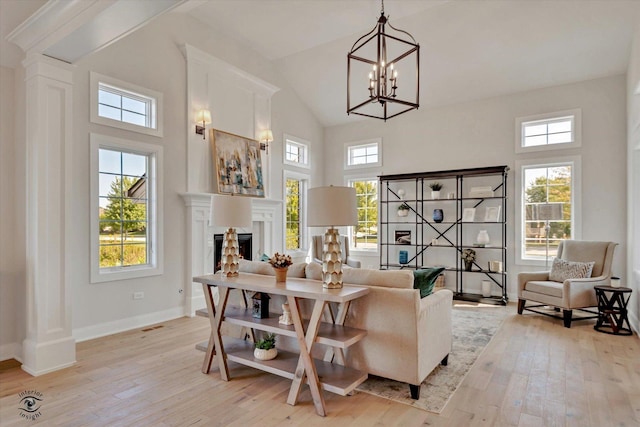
[310,235,361,268]
[517,240,617,328]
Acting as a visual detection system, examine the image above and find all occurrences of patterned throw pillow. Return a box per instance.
[549,258,595,282]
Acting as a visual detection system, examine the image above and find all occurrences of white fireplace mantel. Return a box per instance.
[180,193,283,316]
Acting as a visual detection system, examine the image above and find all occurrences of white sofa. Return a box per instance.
[234,260,453,399]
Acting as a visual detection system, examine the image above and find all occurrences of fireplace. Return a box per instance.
[214,233,253,272]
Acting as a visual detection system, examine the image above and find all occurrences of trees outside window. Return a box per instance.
[349,179,378,250]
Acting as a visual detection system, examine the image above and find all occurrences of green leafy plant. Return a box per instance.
[255,333,276,350]
[398,202,411,211]
[429,182,443,191]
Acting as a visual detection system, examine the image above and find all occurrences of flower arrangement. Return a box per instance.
[461,248,476,262]
[269,252,293,269]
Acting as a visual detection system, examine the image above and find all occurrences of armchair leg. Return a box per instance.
[441,354,449,366]
[517,299,526,314]
[409,384,420,400]
[563,310,572,328]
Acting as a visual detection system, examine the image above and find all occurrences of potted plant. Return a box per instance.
[429,182,443,199]
[268,252,293,282]
[397,202,411,217]
[254,333,277,360]
[461,248,476,271]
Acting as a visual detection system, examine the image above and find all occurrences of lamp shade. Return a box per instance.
[260,129,273,142]
[210,195,252,228]
[196,109,212,124]
[307,186,357,227]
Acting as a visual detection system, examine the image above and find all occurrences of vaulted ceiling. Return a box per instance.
[3,0,639,128]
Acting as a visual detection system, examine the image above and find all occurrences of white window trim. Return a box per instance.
[90,72,164,137]
[515,155,582,266]
[283,170,310,257]
[283,134,310,169]
[344,138,382,170]
[90,133,164,283]
[515,108,581,153]
[346,174,380,255]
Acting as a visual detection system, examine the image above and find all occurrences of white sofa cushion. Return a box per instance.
[342,268,413,289]
[524,280,564,298]
[238,259,306,277]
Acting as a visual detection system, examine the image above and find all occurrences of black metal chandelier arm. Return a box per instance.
[349,23,378,53]
[387,21,418,45]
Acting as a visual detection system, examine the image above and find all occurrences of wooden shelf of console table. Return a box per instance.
[192,272,370,416]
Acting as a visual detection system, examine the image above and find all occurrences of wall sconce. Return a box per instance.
[259,129,273,154]
[195,109,212,139]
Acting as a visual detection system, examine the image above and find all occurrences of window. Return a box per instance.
[284,135,310,168]
[515,109,581,153]
[345,139,382,169]
[284,173,308,251]
[90,134,163,283]
[516,157,581,264]
[90,72,163,137]
[348,178,378,251]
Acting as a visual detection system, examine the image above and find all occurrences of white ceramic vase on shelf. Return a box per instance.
[477,230,490,246]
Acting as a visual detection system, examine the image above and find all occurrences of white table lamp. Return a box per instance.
[307,186,357,288]
[210,195,252,277]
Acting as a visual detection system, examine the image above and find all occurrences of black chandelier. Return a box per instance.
[347,0,420,121]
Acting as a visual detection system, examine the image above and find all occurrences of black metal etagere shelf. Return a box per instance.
[379,166,509,305]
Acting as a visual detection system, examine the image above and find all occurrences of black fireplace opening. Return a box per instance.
[214,233,253,272]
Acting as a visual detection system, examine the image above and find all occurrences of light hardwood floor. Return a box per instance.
[1,304,638,426]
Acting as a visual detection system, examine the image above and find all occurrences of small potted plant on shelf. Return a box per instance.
[397,202,411,217]
[254,333,277,360]
[461,248,476,271]
[429,182,443,199]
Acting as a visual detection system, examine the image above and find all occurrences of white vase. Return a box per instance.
[398,209,409,217]
[254,347,277,361]
[477,230,490,246]
[431,190,440,199]
[482,280,491,297]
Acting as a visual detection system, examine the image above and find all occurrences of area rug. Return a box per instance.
[356,306,509,413]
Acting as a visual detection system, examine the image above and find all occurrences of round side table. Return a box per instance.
[594,286,633,336]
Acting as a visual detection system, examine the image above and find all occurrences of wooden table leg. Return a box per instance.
[322,301,350,365]
[212,286,230,381]
[201,283,217,374]
[286,296,327,416]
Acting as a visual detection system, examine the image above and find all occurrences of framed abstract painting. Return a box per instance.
[211,129,265,197]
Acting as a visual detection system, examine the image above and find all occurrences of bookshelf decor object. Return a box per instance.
[379,166,509,305]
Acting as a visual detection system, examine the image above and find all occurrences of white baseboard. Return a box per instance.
[188,294,206,317]
[73,307,186,343]
[0,342,21,362]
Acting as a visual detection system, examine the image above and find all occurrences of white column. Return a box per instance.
[181,193,215,317]
[21,54,76,375]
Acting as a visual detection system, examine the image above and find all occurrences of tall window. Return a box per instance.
[519,159,580,262]
[515,109,581,153]
[285,177,306,250]
[90,72,163,137]
[345,139,382,169]
[90,134,163,283]
[349,179,378,250]
[284,135,310,168]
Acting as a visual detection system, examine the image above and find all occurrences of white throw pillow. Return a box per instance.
[549,258,595,282]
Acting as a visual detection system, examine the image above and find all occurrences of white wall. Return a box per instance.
[325,75,628,300]
[61,12,323,339]
[0,66,18,359]
[627,28,640,333]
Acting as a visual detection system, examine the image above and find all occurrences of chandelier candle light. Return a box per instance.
[307,186,358,288]
[347,0,420,121]
[210,194,252,277]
